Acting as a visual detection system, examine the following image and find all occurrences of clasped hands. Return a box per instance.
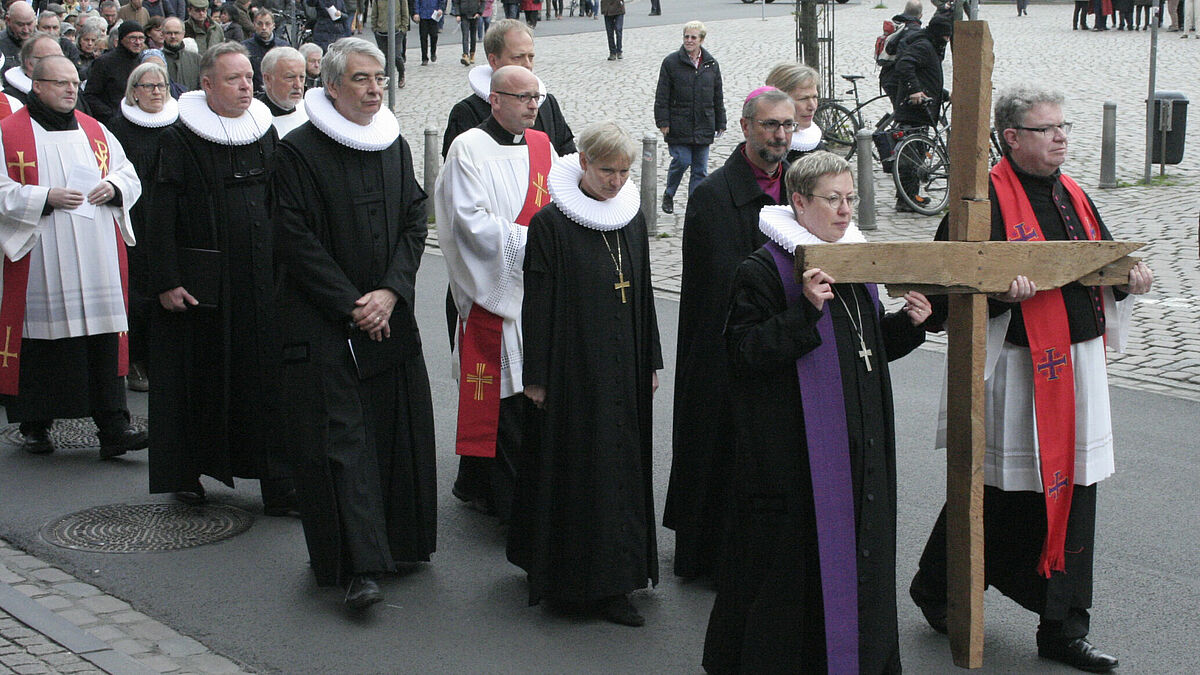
[350,288,399,342]
[47,180,116,210]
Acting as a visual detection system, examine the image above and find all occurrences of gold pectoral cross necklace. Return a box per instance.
[601,231,630,304]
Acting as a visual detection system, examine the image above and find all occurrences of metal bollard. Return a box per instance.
[641,133,658,236]
[424,127,439,221]
[1099,101,1117,188]
[855,129,876,231]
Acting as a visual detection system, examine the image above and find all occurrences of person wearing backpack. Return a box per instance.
[877,0,922,108]
[890,7,951,213]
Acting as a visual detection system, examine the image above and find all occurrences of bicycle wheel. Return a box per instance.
[814,102,858,160]
[891,133,950,216]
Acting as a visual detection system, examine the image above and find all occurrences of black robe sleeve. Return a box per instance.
[375,136,428,312]
[726,253,824,372]
[521,207,557,388]
[146,128,187,295]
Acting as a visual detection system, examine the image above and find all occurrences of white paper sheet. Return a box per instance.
[65,164,100,220]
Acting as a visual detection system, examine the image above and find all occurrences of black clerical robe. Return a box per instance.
[441,91,576,159]
[271,122,436,586]
[507,203,662,605]
[664,144,788,578]
[703,248,924,675]
[146,123,282,492]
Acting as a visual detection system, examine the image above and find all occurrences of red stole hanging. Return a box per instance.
[454,128,552,457]
[0,108,129,396]
[0,95,13,120]
[990,157,1101,577]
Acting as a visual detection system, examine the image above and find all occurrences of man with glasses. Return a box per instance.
[271,36,437,613]
[909,86,1153,674]
[256,45,306,136]
[160,16,199,91]
[4,33,61,106]
[666,86,795,581]
[436,65,557,525]
[145,41,295,518]
[0,54,147,459]
[81,21,145,120]
[0,2,38,75]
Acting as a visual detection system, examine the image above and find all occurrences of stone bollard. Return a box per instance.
[1100,101,1117,188]
[424,127,439,221]
[641,133,658,236]
[855,129,877,231]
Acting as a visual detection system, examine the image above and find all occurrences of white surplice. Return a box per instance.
[0,117,140,339]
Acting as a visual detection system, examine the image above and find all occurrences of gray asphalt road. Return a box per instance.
[1,252,1196,673]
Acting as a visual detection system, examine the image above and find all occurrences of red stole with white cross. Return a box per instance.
[991,156,1101,578]
[0,108,129,395]
[455,128,552,457]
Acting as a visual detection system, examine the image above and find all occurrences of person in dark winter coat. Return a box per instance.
[890,7,952,212]
[242,8,286,93]
[82,21,146,121]
[309,0,352,49]
[653,20,725,215]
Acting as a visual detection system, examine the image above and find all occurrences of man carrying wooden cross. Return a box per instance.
[909,85,1153,673]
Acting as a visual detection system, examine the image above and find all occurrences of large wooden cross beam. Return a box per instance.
[795,22,1142,668]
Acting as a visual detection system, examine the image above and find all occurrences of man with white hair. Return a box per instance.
[272,36,436,612]
[256,45,307,136]
[0,2,37,74]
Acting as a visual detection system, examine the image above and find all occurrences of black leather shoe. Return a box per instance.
[98,426,148,459]
[599,595,644,627]
[174,480,206,505]
[20,428,54,455]
[661,194,673,214]
[1038,637,1118,673]
[345,575,383,610]
[909,584,948,634]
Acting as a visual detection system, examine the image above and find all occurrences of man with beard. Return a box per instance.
[243,8,286,94]
[146,41,293,514]
[82,21,146,120]
[161,17,200,91]
[4,34,62,106]
[271,36,437,612]
[0,2,38,75]
[664,86,795,579]
[257,46,307,136]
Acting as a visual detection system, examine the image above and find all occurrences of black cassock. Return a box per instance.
[146,123,282,492]
[270,123,436,585]
[507,203,662,605]
[703,248,924,675]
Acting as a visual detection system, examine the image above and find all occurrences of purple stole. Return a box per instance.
[765,241,880,674]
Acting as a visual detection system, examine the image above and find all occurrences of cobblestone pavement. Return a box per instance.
[404,2,1200,401]
[0,539,251,674]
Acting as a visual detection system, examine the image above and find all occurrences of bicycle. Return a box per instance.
[814,74,894,161]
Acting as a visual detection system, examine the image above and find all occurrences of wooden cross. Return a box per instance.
[465,362,493,401]
[614,271,630,304]
[794,22,1143,668]
[0,326,18,368]
[6,151,35,184]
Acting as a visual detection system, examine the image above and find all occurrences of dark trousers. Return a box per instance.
[604,14,623,55]
[524,9,539,26]
[1092,0,1109,26]
[664,143,710,199]
[1074,0,1091,27]
[373,31,406,82]
[649,0,660,12]
[418,18,438,61]
[452,394,528,523]
[459,16,478,54]
[504,2,520,18]
[7,334,127,434]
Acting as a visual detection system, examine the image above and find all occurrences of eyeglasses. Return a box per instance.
[124,34,145,41]
[806,193,859,209]
[494,90,545,105]
[1014,122,1072,137]
[751,118,798,133]
[349,73,389,87]
[134,82,167,91]
[35,78,80,89]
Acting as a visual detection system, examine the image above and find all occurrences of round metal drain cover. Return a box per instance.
[1,415,148,450]
[42,503,254,553]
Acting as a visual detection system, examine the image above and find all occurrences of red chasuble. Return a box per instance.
[0,109,129,395]
[455,128,552,457]
[990,157,1101,577]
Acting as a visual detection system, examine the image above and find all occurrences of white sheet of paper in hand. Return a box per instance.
[65,164,101,220]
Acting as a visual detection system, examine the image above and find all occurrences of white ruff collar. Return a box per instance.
[5,68,30,94]
[178,90,272,146]
[468,64,548,108]
[790,122,823,152]
[120,97,179,128]
[758,204,866,251]
[547,153,640,232]
[304,87,398,151]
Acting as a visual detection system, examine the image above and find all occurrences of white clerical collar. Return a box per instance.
[791,122,823,153]
[177,91,272,145]
[5,68,31,94]
[758,204,866,250]
[303,87,398,151]
[468,64,548,108]
[547,153,640,232]
[120,97,179,128]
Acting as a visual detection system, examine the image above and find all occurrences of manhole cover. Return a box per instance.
[1,415,149,450]
[41,503,254,553]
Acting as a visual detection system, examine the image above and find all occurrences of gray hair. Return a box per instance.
[785,150,851,198]
[321,37,384,88]
[682,20,707,40]
[577,121,638,165]
[298,41,323,61]
[124,62,168,106]
[19,31,57,65]
[994,85,1065,153]
[765,63,819,97]
[261,45,303,74]
[741,87,792,120]
[199,40,249,79]
[98,0,118,10]
[77,16,105,39]
[483,18,532,58]
[903,0,923,18]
